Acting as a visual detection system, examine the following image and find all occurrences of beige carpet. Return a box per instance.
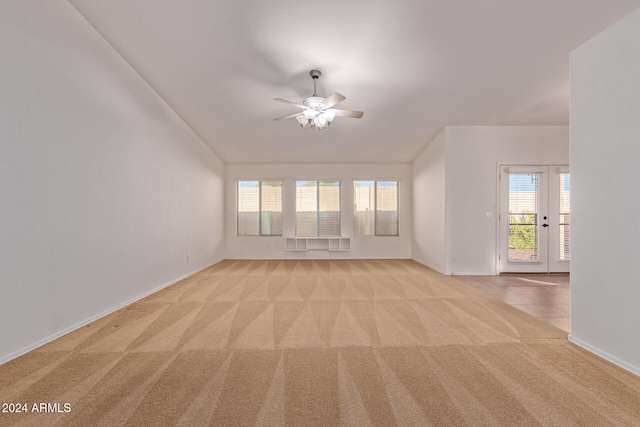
[2,259,640,426]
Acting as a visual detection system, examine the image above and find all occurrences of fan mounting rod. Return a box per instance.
[310,69,321,96]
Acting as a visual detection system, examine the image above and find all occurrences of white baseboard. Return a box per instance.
[451,272,499,276]
[0,260,221,366]
[410,258,447,275]
[428,266,448,275]
[568,334,640,378]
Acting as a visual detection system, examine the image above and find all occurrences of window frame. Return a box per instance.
[236,180,283,236]
[353,180,399,236]
[295,180,342,237]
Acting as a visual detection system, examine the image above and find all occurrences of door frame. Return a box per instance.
[496,163,570,274]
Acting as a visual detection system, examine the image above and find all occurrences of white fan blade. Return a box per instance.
[274,112,301,121]
[321,93,346,109]
[274,98,307,109]
[333,109,364,119]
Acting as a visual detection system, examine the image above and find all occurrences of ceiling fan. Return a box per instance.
[274,70,363,130]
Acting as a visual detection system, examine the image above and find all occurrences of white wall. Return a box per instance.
[447,126,569,275]
[225,163,412,259]
[411,129,447,273]
[0,0,225,363]
[411,126,569,275]
[569,7,640,375]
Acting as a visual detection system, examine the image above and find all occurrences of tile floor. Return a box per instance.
[454,273,571,333]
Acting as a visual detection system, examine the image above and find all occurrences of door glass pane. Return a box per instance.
[559,173,570,260]
[508,173,539,261]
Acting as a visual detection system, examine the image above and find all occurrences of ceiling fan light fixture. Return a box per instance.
[323,109,336,121]
[315,110,335,129]
[303,108,319,119]
[296,114,309,127]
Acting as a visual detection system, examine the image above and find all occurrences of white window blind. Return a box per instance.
[237,180,282,236]
[296,181,341,236]
[558,173,570,261]
[319,181,341,236]
[237,181,259,236]
[260,181,283,236]
[354,181,399,236]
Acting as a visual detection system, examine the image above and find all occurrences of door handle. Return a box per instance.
[542,223,549,227]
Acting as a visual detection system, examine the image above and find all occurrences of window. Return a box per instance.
[237,181,282,236]
[295,181,341,236]
[354,180,399,236]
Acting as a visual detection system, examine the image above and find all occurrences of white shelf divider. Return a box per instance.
[284,237,350,252]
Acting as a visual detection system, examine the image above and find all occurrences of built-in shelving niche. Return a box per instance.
[284,237,351,252]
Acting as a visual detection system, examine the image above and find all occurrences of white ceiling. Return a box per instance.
[68,0,640,164]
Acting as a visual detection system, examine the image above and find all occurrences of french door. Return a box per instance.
[499,165,570,273]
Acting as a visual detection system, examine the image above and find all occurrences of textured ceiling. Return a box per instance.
[68,0,640,164]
